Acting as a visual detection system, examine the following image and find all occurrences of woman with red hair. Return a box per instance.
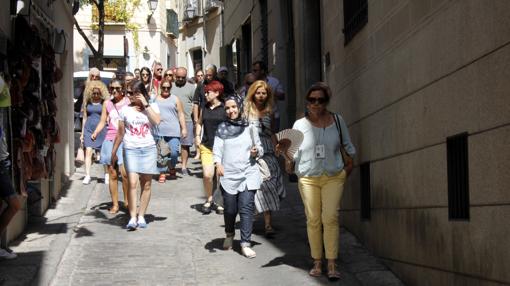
[195,80,226,214]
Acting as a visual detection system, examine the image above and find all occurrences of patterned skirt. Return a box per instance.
[254,153,286,213]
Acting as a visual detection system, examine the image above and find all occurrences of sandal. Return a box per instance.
[158,174,166,183]
[327,263,341,281]
[108,205,119,214]
[264,225,275,237]
[309,260,322,277]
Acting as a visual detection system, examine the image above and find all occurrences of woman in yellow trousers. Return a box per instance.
[279,82,355,281]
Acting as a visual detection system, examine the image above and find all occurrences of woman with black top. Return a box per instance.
[195,80,226,214]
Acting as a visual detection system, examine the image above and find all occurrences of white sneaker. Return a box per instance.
[241,246,256,258]
[83,175,91,185]
[0,248,17,260]
[104,173,109,184]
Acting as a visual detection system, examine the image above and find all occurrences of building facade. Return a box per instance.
[223,0,510,285]
[177,0,223,76]
[73,0,178,73]
[0,0,75,245]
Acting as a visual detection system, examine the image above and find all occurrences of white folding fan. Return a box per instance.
[276,129,304,158]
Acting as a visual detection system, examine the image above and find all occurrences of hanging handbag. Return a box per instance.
[333,113,353,176]
[75,142,85,165]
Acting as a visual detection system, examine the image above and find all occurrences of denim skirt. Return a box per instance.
[100,140,124,166]
[123,145,159,174]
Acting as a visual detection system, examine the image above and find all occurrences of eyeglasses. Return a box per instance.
[165,73,174,77]
[109,87,122,92]
[161,86,171,91]
[307,97,328,104]
[175,76,185,79]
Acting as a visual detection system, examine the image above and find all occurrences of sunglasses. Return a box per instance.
[126,90,136,96]
[161,86,171,91]
[175,76,185,79]
[307,97,328,104]
[141,73,150,77]
[165,73,174,77]
[109,86,122,92]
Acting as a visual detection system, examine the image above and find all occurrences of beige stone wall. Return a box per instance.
[318,0,510,284]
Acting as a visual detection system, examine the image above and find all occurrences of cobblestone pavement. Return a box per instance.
[1,158,404,286]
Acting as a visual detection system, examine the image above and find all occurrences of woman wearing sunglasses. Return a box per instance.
[111,80,161,230]
[154,78,187,182]
[279,82,355,281]
[139,67,152,95]
[91,79,130,213]
[80,80,108,185]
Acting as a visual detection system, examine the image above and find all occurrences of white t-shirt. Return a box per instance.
[118,103,160,149]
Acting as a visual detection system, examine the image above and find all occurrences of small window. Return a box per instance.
[360,162,371,221]
[447,132,470,220]
[166,9,179,38]
[343,0,368,45]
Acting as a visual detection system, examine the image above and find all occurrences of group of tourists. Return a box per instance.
[73,61,356,281]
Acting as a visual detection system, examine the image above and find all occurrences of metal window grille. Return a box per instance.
[343,0,368,45]
[360,162,371,220]
[166,9,179,38]
[447,132,470,220]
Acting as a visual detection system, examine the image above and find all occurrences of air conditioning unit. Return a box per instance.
[205,0,222,13]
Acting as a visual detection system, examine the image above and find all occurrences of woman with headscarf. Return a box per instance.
[213,95,263,258]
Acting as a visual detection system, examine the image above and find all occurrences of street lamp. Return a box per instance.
[146,0,158,24]
[183,2,196,22]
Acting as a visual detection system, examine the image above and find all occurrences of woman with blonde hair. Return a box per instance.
[80,80,109,184]
[244,80,286,237]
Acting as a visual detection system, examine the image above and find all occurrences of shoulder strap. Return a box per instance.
[333,113,344,146]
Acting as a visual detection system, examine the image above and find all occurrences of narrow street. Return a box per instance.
[1,156,403,286]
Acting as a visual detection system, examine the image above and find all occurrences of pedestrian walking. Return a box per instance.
[214,95,263,258]
[91,79,130,213]
[195,80,226,214]
[111,80,161,230]
[278,82,355,280]
[244,80,286,237]
[172,67,196,176]
[252,61,285,131]
[80,80,108,184]
[154,78,187,182]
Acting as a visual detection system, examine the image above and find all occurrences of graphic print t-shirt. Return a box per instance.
[118,103,160,149]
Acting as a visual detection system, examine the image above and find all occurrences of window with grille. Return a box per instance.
[166,9,179,38]
[343,0,368,45]
[447,132,470,220]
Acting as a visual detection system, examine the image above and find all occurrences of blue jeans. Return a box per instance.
[221,186,255,247]
[158,136,180,170]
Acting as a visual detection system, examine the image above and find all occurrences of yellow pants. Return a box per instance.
[298,170,347,260]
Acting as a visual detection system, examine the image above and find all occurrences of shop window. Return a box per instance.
[343,0,368,45]
[447,132,470,220]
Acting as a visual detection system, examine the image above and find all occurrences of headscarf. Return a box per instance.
[216,95,249,139]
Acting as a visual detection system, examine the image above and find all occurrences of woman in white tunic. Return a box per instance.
[213,95,263,258]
